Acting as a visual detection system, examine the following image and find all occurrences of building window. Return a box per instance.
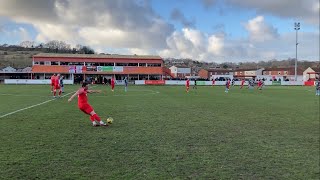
[51,61,59,65]
[104,63,114,66]
[68,62,84,66]
[45,61,51,65]
[116,63,128,66]
[128,63,138,66]
[34,61,40,65]
[60,62,68,65]
[147,63,161,67]
[40,62,44,65]
[139,63,146,67]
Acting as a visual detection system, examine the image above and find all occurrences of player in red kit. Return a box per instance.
[186,79,190,92]
[225,79,231,93]
[240,79,245,89]
[53,74,62,98]
[50,74,56,92]
[257,79,264,91]
[111,77,115,92]
[212,78,215,87]
[68,82,108,126]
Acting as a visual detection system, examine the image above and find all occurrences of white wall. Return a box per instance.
[303,67,316,81]
[5,79,74,84]
[211,75,233,80]
[177,68,191,74]
[135,80,145,85]
[165,80,186,85]
[169,66,177,73]
[281,81,304,86]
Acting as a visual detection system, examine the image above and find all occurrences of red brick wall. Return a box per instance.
[198,69,208,79]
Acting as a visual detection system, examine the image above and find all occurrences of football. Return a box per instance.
[107,117,113,124]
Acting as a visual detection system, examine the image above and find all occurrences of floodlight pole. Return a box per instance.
[294,22,300,81]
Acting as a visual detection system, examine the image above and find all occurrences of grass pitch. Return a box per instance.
[0,84,319,179]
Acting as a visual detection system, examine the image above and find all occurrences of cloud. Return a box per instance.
[201,0,319,25]
[227,0,319,24]
[0,0,174,49]
[159,28,224,61]
[0,1,318,62]
[201,0,217,9]
[0,0,57,23]
[170,8,196,28]
[159,16,319,62]
[244,16,279,42]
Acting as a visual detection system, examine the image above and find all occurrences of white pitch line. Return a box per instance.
[0,93,49,97]
[0,91,75,119]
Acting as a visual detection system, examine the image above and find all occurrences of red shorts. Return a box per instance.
[54,85,60,90]
[111,84,115,88]
[51,82,55,86]
[79,103,93,115]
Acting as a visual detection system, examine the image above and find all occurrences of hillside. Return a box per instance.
[0,46,318,71]
[0,50,38,69]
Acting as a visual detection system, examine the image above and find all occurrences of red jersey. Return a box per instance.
[186,80,190,86]
[212,80,215,85]
[241,80,245,85]
[51,75,55,83]
[78,88,88,105]
[54,77,60,86]
[226,80,230,87]
[258,81,262,86]
[111,78,115,85]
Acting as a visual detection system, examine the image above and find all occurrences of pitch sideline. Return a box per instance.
[0,91,75,119]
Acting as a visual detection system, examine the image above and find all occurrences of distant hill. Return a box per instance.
[0,45,318,71]
[0,43,95,69]
[0,48,39,68]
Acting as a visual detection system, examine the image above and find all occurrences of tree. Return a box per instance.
[80,46,95,54]
[20,41,35,48]
[44,40,72,53]
[222,64,228,69]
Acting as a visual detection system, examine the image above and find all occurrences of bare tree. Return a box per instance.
[20,41,35,48]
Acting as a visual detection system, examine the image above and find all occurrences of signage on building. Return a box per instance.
[97,66,123,72]
[69,66,84,73]
[86,66,97,71]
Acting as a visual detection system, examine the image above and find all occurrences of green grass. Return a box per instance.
[0,84,319,179]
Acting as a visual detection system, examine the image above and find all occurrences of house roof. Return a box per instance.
[33,53,162,60]
[310,67,320,72]
[206,69,233,72]
[264,67,293,71]
[233,68,258,71]
[175,66,190,68]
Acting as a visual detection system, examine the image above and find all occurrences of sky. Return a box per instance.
[0,0,319,62]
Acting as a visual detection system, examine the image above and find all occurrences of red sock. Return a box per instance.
[59,91,62,95]
[93,114,101,121]
[53,91,56,96]
[90,115,95,122]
